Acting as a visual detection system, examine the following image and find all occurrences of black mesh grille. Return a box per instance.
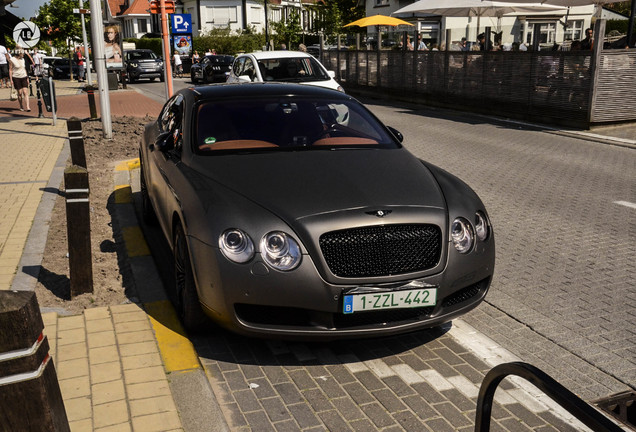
[319,224,442,278]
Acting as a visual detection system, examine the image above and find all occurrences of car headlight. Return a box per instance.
[337,85,345,92]
[451,217,474,254]
[260,231,301,271]
[219,229,254,263]
[475,211,490,241]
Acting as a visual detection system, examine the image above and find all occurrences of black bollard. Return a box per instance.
[85,85,97,119]
[36,78,44,118]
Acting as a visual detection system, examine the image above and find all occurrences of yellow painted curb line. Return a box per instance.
[121,226,151,257]
[145,300,201,373]
[115,158,140,171]
[114,184,132,204]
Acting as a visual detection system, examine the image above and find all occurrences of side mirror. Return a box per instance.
[238,75,252,83]
[327,70,336,78]
[154,131,175,152]
[387,126,403,143]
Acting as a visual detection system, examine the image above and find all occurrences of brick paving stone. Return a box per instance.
[272,419,302,432]
[331,396,365,421]
[360,402,397,428]
[302,388,334,413]
[243,410,277,432]
[325,364,356,385]
[424,416,455,432]
[317,409,353,432]
[432,401,472,428]
[288,403,322,429]
[224,369,249,391]
[288,369,318,390]
[342,381,376,405]
[261,397,292,422]
[382,375,417,397]
[233,388,262,413]
[248,377,278,399]
[440,388,475,411]
[314,374,347,398]
[274,382,305,404]
[355,370,386,391]
[349,418,378,432]
[504,403,547,428]
[402,395,437,420]
[393,410,425,432]
[371,388,408,413]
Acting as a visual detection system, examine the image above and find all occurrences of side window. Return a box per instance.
[158,95,185,152]
[232,57,244,76]
[242,58,255,80]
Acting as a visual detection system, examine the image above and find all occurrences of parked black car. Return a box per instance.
[139,83,495,338]
[124,49,164,83]
[190,55,234,84]
[50,58,80,79]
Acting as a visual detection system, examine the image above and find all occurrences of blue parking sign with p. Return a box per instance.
[171,14,191,34]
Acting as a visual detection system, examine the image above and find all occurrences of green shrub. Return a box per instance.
[605,20,628,35]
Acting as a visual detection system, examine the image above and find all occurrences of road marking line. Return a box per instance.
[114,185,132,204]
[614,200,636,210]
[122,226,151,257]
[145,300,201,373]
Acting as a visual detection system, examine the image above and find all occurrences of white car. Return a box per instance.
[226,51,344,93]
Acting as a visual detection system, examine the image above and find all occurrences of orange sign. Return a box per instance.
[149,0,175,14]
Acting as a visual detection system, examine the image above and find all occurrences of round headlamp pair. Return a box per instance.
[219,229,301,271]
[451,211,490,254]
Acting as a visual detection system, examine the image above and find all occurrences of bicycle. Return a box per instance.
[172,63,183,78]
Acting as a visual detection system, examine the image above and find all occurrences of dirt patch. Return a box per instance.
[35,116,152,314]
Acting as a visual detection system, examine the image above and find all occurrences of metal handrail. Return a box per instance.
[475,362,624,432]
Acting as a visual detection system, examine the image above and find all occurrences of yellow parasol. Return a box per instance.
[344,14,414,27]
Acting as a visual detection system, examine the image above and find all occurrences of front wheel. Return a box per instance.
[174,224,208,332]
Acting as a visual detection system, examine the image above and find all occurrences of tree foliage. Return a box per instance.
[271,10,303,48]
[33,0,84,53]
[606,1,632,16]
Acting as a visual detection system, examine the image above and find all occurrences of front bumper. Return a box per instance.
[189,236,494,340]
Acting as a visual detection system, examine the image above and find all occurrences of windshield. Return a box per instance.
[128,51,157,60]
[195,97,400,153]
[258,57,330,83]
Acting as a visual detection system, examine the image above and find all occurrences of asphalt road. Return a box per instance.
[131,78,635,403]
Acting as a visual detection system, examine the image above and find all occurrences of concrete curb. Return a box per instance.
[113,159,230,432]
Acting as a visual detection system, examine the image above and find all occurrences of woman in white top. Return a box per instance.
[9,49,33,112]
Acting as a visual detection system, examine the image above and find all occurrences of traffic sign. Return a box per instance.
[171,14,192,34]
[149,0,175,14]
[13,21,40,49]
[73,8,91,14]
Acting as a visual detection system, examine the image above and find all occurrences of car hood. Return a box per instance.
[190,148,446,221]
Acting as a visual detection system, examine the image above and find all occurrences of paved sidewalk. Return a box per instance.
[1,78,632,431]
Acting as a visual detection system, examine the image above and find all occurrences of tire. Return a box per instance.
[149,77,156,82]
[139,160,157,225]
[191,73,198,84]
[160,74,165,82]
[174,224,208,332]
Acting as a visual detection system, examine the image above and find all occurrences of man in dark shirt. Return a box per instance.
[580,28,594,50]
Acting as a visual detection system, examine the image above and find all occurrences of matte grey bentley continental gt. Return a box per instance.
[139,83,495,339]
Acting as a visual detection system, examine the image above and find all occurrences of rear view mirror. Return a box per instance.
[238,75,252,83]
[387,126,403,143]
[327,70,336,78]
[154,131,175,152]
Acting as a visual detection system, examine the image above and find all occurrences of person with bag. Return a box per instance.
[9,49,33,112]
[74,46,85,82]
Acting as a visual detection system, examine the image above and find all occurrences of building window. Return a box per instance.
[525,22,557,45]
[564,19,583,41]
[250,6,261,24]
[138,18,148,33]
[205,6,238,27]
[375,0,389,6]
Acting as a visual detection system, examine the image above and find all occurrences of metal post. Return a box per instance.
[79,0,92,86]
[628,0,635,48]
[36,77,43,118]
[66,119,87,168]
[88,0,112,138]
[161,0,174,98]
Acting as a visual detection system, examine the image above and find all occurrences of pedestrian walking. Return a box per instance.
[9,49,33,111]
[0,43,10,88]
[74,46,86,82]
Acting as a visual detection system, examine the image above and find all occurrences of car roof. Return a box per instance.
[187,82,351,101]
[240,50,313,60]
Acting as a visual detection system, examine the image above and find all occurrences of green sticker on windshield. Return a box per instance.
[204,137,216,144]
